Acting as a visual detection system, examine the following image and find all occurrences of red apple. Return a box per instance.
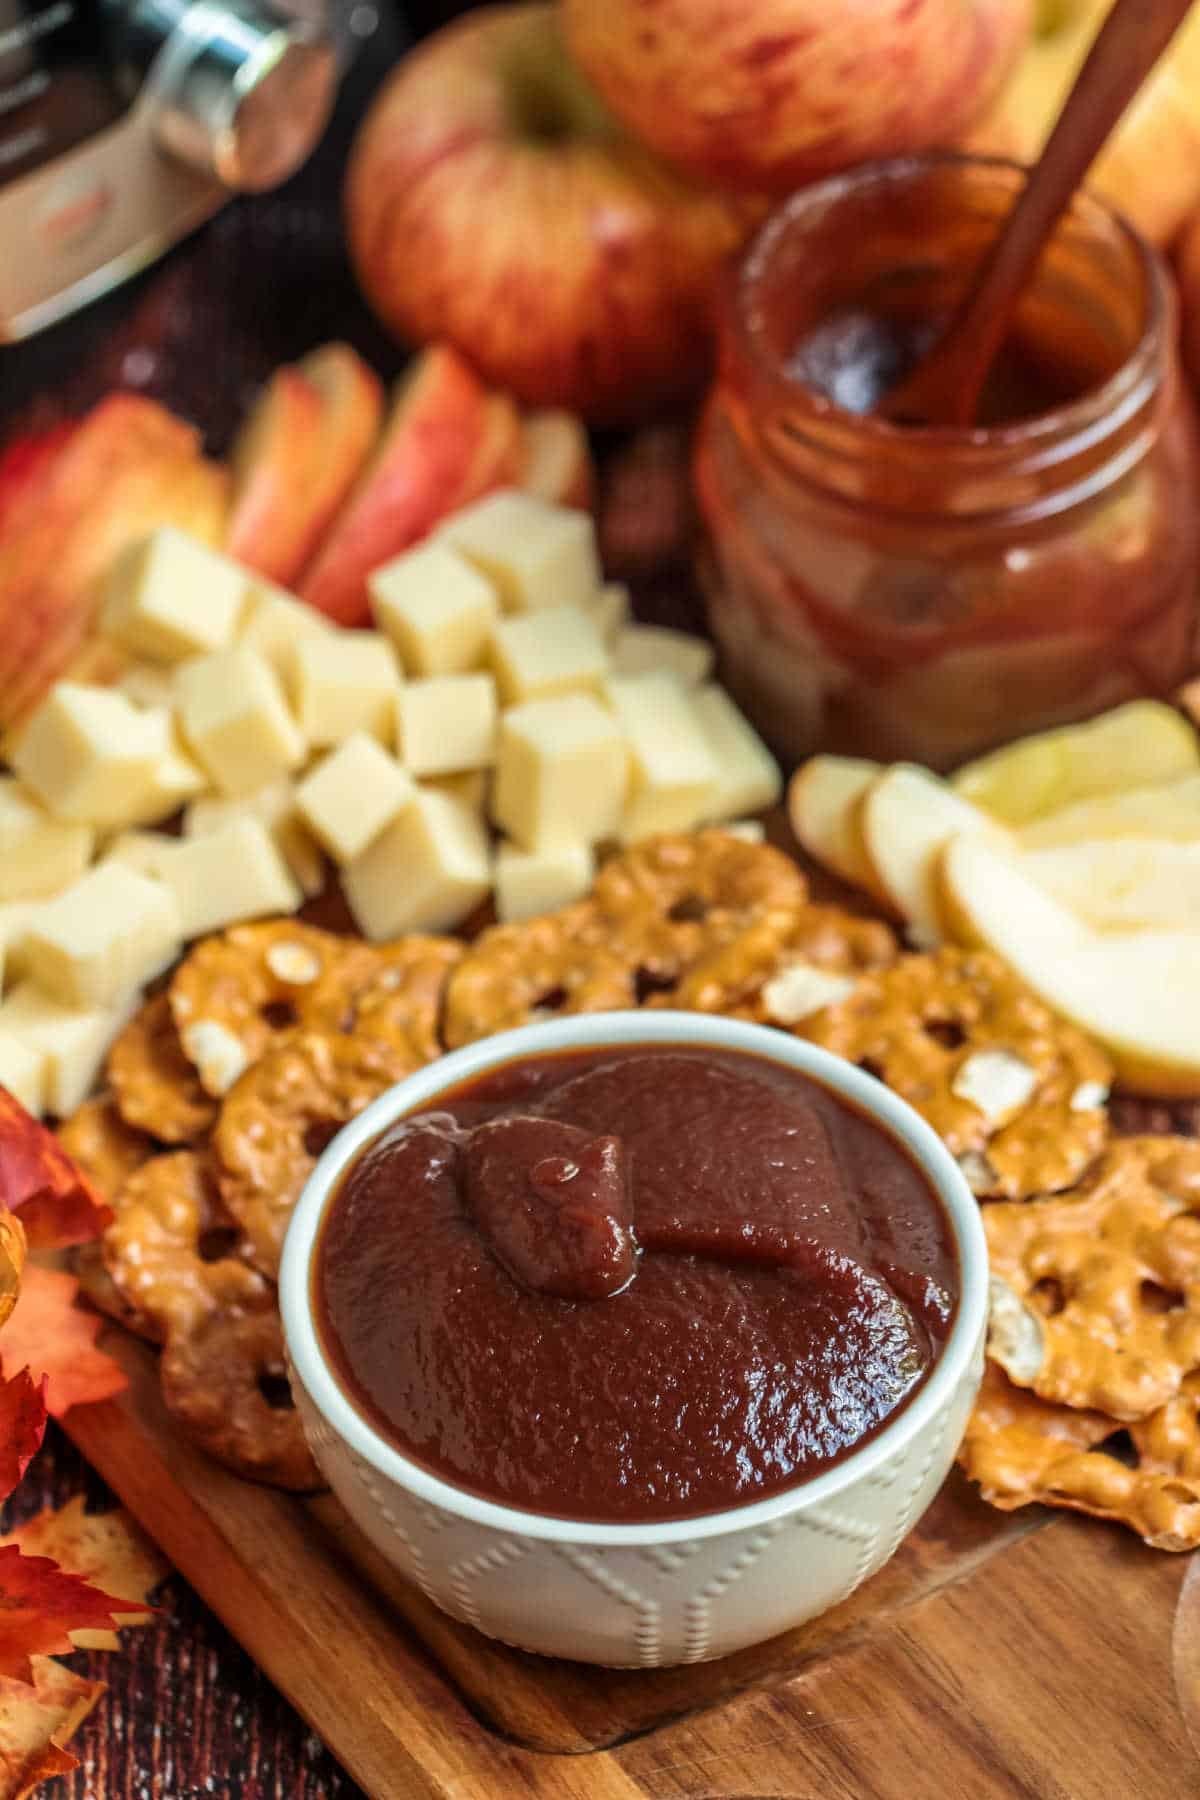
[562,0,1031,194]
[225,344,383,587]
[516,409,595,510]
[965,0,1200,246]
[344,3,753,426]
[298,345,510,626]
[0,397,228,730]
[1179,211,1200,391]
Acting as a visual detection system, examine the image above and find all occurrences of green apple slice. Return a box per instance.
[1022,838,1200,930]
[787,755,883,898]
[951,702,1200,826]
[1019,773,1200,848]
[859,764,1010,946]
[940,834,1200,1096]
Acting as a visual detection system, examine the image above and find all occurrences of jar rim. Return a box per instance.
[729,150,1168,460]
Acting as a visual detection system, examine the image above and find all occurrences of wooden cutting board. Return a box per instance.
[61,1324,1199,1799]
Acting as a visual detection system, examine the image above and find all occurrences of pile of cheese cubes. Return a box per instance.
[0,488,780,1120]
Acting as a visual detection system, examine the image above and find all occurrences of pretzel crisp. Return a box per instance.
[443,903,641,1047]
[664,904,898,1020]
[591,829,809,927]
[984,1136,1200,1420]
[102,1149,268,1337]
[213,1032,416,1278]
[58,1095,155,1200]
[335,934,462,1064]
[960,1363,1200,1551]
[160,1300,320,1491]
[798,947,1112,1199]
[108,993,217,1144]
[169,922,359,1096]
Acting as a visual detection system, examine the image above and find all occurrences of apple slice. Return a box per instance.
[226,345,384,588]
[517,409,595,510]
[950,701,1200,826]
[1019,772,1200,848]
[225,367,324,585]
[941,833,1200,1095]
[859,764,1010,946]
[1021,838,1200,931]
[0,396,228,730]
[298,345,501,626]
[787,756,884,897]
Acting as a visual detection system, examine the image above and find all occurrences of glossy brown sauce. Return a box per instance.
[788,304,1110,426]
[315,1046,959,1523]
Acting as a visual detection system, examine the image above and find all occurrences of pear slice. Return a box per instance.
[787,755,883,897]
[940,833,1200,1095]
[859,764,1011,946]
[1019,772,1200,848]
[1022,838,1200,931]
[951,701,1200,826]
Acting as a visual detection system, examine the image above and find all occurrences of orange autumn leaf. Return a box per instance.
[0,1654,104,1799]
[0,1214,24,1334]
[0,1544,142,1683]
[2,1496,166,1651]
[0,1094,110,1250]
[0,1374,46,1507]
[0,1269,125,1418]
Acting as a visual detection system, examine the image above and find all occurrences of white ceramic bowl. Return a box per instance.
[280,1011,987,1668]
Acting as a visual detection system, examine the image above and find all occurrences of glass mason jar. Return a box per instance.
[694,154,1200,770]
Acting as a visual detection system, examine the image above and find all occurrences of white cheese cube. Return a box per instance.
[116,661,176,711]
[23,863,182,1008]
[611,624,715,686]
[175,647,305,796]
[0,1030,47,1116]
[101,526,250,663]
[184,780,324,898]
[122,710,207,827]
[426,770,488,813]
[238,582,333,674]
[490,606,609,706]
[584,582,631,645]
[604,674,721,843]
[370,542,498,676]
[0,982,137,1118]
[152,817,302,938]
[0,779,93,900]
[100,830,174,879]
[394,674,498,776]
[285,631,399,747]
[492,696,628,851]
[440,491,600,613]
[295,733,415,864]
[0,902,36,989]
[494,840,595,923]
[691,685,782,821]
[343,789,490,939]
[12,684,167,827]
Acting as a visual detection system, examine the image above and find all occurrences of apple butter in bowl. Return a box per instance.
[281,1011,987,1665]
[314,1043,958,1522]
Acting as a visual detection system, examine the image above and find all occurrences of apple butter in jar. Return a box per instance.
[694,154,1200,770]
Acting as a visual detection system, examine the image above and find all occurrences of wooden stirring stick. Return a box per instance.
[883,0,1197,428]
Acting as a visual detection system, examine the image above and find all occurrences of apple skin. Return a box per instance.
[1179,212,1200,392]
[0,397,227,731]
[562,0,1031,194]
[298,345,519,626]
[344,3,754,426]
[965,0,1200,245]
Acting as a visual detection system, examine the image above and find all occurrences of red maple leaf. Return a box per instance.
[0,1269,125,1418]
[0,1371,47,1506]
[0,1544,141,1684]
[0,1091,111,1249]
